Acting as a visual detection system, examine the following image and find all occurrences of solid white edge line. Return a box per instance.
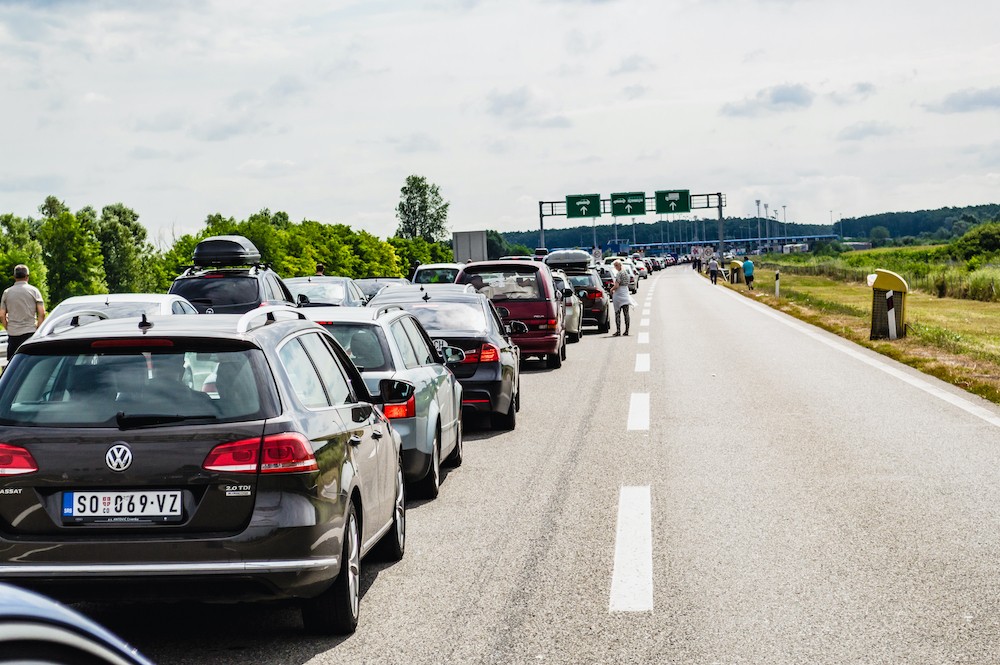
[721,287,1000,428]
[627,393,649,430]
[609,485,653,612]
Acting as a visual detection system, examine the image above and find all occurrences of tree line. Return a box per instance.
[1,186,453,308]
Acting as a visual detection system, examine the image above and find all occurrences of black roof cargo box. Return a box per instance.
[193,235,262,267]
[543,249,593,269]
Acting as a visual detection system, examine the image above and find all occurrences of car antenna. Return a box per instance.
[138,313,153,332]
[422,291,431,301]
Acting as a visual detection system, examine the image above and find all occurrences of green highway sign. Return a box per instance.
[655,189,691,214]
[611,192,646,217]
[566,194,601,218]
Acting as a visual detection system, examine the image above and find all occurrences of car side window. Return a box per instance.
[277,338,329,409]
[389,321,421,369]
[299,333,353,405]
[400,316,435,366]
[171,301,186,314]
[261,275,277,301]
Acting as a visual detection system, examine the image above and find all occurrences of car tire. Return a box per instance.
[568,329,580,343]
[560,340,567,361]
[599,316,610,333]
[514,386,521,412]
[302,502,360,635]
[414,433,440,500]
[546,351,562,369]
[492,395,516,431]
[445,419,463,467]
[376,458,406,561]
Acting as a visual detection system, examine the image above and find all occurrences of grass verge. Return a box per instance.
[715,268,1000,405]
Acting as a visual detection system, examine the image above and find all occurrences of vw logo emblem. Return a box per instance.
[106,444,133,472]
[205,307,214,314]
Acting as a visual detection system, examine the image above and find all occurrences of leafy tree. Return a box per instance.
[37,210,107,304]
[869,226,891,247]
[951,222,1000,260]
[96,203,158,293]
[0,214,48,304]
[395,175,449,242]
[39,195,68,219]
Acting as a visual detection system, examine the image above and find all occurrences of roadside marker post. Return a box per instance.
[775,270,780,298]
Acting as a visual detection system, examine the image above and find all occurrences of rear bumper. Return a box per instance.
[511,332,560,355]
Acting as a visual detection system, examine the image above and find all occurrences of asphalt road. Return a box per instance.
[80,267,1000,664]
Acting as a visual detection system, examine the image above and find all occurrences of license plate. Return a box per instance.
[62,490,183,523]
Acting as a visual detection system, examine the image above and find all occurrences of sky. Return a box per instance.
[2,0,999,248]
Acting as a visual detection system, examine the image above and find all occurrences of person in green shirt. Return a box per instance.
[742,256,755,291]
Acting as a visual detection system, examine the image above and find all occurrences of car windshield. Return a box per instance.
[568,274,598,288]
[459,269,542,301]
[0,349,275,427]
[319,323,392,372]
[52,302,162,318]
[413,268,459,284]
[171,277,258,307]
[288,281,346,305]
[402,302,488,333]
[356,279,408,299]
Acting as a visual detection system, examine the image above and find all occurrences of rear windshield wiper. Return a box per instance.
[116,412,219,429]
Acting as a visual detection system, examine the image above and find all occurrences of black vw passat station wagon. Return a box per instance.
[0,308,409,635]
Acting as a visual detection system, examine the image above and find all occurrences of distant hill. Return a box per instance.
[500,203,1000,249]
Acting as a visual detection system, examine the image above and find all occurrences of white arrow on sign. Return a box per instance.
[580,205,588,214]
[669,202,677,211]
[626,204,633,213]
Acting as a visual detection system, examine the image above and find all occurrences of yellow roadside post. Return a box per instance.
[867,269,908,340]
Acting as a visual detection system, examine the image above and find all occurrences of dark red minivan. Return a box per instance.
[457,261,568,369]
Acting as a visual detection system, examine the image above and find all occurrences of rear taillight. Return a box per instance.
[461,348,480,364]
[383,396,416,419]
[203,433,318,474]
[586,290,604,300]
[478,343,500,363]
[537,319,558,331]
[0,443,38,476]
[261,433,319,473]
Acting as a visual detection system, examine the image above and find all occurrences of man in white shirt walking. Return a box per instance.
[0,264,46,357]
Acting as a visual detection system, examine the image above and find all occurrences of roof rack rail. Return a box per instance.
[236,306,307,334]
[34,309,111,339]
[375,305,405,317]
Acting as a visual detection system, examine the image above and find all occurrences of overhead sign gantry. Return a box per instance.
[539,190,726,254]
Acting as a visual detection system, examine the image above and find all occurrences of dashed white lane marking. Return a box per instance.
[627,393,649,430]
[640,318,650,327]
[635,353,650,372]
[642,308,651,316]
[610,485,654,612]
[722,287,1000,428]
[638,332,649,344]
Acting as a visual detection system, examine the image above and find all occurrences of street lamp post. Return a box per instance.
[763,203,770,252]
[755,199,762,253]
[782,205,787,244]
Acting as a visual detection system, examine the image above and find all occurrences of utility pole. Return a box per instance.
[763,203,769,252]
[782,205,787,243]
[755,199,761,253]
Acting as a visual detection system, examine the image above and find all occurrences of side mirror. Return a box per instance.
[441,346,466,364]
[378,379,415,404]
[562,288,575,299]
[506,321,529,335]
[577,290,588,299]
[495,306,511,319]
[297,293,310,305]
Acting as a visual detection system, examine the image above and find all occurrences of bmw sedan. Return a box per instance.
[366,286,523,431]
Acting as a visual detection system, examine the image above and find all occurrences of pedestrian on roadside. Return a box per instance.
[609,259,633,336]
[742,256,755,290]
[0,264,46,357]
[315,263,325,276]
[707,255,720,285]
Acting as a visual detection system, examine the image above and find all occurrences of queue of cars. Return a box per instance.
[0,235,631,638]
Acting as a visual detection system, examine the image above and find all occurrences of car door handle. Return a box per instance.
[348,434,363,446]
[372,428,384,440]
